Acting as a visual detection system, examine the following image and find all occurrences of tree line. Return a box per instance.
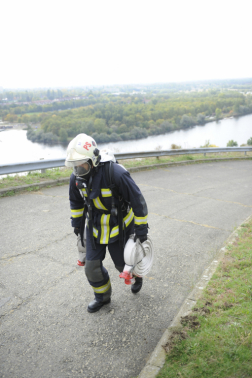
[23,90,252,145]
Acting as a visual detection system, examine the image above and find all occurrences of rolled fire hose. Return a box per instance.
[119,234,154,284]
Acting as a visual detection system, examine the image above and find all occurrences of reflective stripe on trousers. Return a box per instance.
[85,222,134,302]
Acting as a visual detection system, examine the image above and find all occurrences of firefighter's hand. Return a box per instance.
[74,227,80,236]
[77,235,86,266]
[134,234,147,243]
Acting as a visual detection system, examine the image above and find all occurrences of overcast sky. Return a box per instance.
[1,0,251,89]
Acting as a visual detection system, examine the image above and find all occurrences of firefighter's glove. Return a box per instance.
[77,234,86,266]
[134,234,147,244]
[74,227,80,236]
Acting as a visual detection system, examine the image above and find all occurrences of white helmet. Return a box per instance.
[65,134,101,177]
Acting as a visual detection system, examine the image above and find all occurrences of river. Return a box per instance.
[0,114,252,165]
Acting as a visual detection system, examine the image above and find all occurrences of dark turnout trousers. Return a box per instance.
[85,224,134,303]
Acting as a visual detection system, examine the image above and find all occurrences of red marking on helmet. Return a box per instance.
[83,142,91,150]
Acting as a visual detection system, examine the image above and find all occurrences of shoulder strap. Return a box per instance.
[104,161,120,198]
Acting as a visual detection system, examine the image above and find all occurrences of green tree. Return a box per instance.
[227,140,238,147]
[180,114,195,128]
[59,128,68,143]
[196,113,205,124]
[4,113,18,122]
[233,104,240,115]
[215,108,222,120]
[247,137,252,146]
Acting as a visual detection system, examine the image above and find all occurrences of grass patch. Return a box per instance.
[1,190,16,197]
[157,219,252,378]
[0,167,72,190]
[120,151,252,169]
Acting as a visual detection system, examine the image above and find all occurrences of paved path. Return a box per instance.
[1,160,252,378]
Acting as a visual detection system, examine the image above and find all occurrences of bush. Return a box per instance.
[59,129,68,143]
[215,108,222,120]
[196,113,205,125]
[94,133,111,143]
[43,132,59,144]
[120,132,131,141]
[247,137,252,146]
[109,132,122,142]
[200,140,210,148]
[180,114,196,128]
[160,121,173,133]
[227,140,238,147]
[129,127,148,140]
[171,144,181,149]
[26,128,60,144]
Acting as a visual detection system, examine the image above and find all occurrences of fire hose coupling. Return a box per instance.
[119,270,135,285]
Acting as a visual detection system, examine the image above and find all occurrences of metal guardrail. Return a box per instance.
[0,147,252,175]
[115,147,252,160]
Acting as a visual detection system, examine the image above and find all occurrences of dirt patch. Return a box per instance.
[180,315,201,329]
[193,301,212,315]
[162,330,188,353]
[193,307,210,315]
[223,302,233,310]
[221,255,236,271]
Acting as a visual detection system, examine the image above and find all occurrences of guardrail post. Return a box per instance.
[204,153,206,157]
[245,151,247,156]
[41,169,46,173]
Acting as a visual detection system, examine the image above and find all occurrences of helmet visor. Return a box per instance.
[73,161,91,177]
[65,158,89,168]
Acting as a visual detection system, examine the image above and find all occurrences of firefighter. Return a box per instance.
[65,134,148,313]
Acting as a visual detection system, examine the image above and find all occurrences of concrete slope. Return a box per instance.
[0,160,252,378]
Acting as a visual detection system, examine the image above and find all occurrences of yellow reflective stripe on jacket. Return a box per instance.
[93,227,98,237]
[101,188,112,197]
[92,279,111,294]
[100,214,110,244]
[86,219,98,238]
[134,214,148,225]
[93,196,108,211]
[110,226,119,238]
[110,208,134,238]
[71,208,84,218]
[125,208,134,227]
[81,188,88,197]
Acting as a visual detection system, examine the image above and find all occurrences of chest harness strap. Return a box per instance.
[105,161,127,254]
[86,175,96,250]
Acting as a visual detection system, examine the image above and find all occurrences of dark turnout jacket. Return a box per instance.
[69,162,148,244]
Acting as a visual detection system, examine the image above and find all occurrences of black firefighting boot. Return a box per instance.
[87,299,111,313]
[131,276,143,294]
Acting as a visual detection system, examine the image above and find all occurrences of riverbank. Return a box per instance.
[0,122,26,130]
[24,113,251,147]
[1,152,252,197]
[1,114,252,167]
